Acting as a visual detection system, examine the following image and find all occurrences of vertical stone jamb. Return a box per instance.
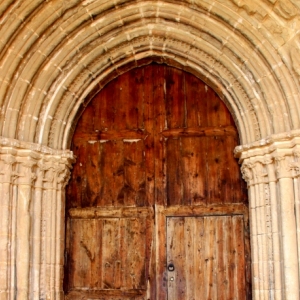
[236,136,300,300]
[56,165,71,299]
[0,155,15,300]
[31,162,43,299]
[15,157,36,300]
[274,153,299,299]
[0,138,74,300]
[265,158,282,300]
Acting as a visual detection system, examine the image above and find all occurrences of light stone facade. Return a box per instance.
[0,0,300,299]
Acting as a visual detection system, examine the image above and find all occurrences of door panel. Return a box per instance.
[166,216,246,300]
[65,207,152,299]
[65,64,250,299]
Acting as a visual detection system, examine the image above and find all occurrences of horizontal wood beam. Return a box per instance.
[73,126,237,142]
[162,203,248,216]
[68,206,153,219]
[161,126,237,138]
[66,289,145,299]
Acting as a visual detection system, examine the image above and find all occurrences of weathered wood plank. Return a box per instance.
[165,66,185,129]
[74,129,148,141]
[185,72,207,128]
[215,217,226,300]
[163,203,248,217]
[184,217,195,300]
[194,217,205,298]
[69,219,95,288]
[68,207,152,219]
[181,137,204,206]
[226,216,235,298]
[65,289,145,299]
[124,218,146,289]
[123,141,145,206]
[167,217,186,299]
[204,217,216,299]
[153,65,166,206]
[101,141,124,206]
[102,219,120,289]
[143,65,155,207]
[161,126,237,138]
[166,138,182,206]
[84,142,101,207]
[234,215,246,299]
[206,136,222,205]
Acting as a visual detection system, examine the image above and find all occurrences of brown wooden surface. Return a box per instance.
[65,64,250,299]
[166,216,247,300]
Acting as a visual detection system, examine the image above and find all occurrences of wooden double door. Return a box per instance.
[64,64,251,299]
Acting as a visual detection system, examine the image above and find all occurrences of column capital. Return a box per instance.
[0,137,75,188]
[235,131,300,183]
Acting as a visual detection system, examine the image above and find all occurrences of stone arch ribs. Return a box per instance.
[0,1,299,149]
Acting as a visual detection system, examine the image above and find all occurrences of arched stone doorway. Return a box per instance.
[64,63,251,299]
[1,1,300,299]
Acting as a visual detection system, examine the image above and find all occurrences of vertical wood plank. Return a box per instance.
[102,219,120,289]
[234,215,246,299]
[185,72,208,128]
[101,141,124,206]
[165,67,185,129]
[215,216,226,300]
[124,218,146,289]
[156,206,167,300]
[128,67,145,130]
[225,216,234,299]
[203,217,216,300]
[153,65,166,206]
[123,141,146,206]
[84,142,101,207]
[143,65,155,206]
[181,137,207,206]
[184,217,195,300]
[69,219,95,288]
[166,138,182,206]
[206,137,222,205]
[167,217,186,300]
[66,140,84,209]
[193,217,205,299]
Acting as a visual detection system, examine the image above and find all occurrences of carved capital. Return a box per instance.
[0,154,17,183]
[242,159,270,186]
[57,167,71,188]
[274,155,294,179]
[37,158,73,189]
[241,162,254,186]
[14,160,37,185]
[252,161,268,185]
[237,132,300,182]
[0,139,75,189]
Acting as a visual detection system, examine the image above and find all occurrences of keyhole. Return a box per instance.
[168,263,175,271]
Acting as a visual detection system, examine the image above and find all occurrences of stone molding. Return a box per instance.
[0,138,74,300]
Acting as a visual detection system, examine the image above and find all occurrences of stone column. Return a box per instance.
[236,136,300,300]
[0,137,74,300]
